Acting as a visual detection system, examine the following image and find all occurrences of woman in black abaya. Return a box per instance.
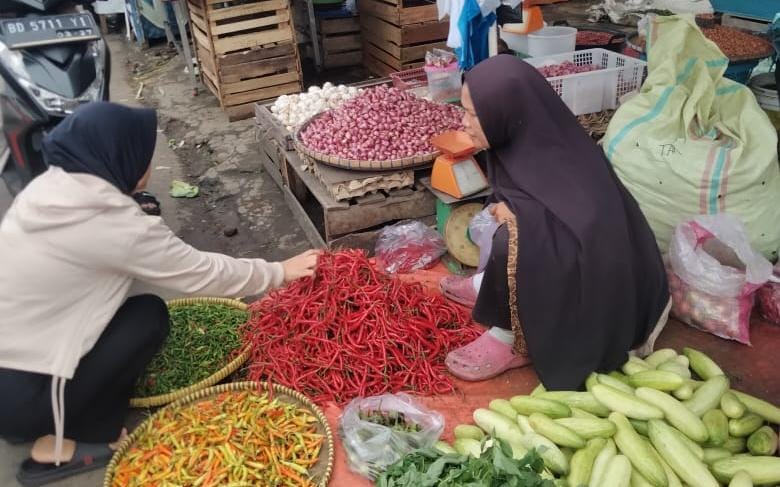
[441,55,670,389]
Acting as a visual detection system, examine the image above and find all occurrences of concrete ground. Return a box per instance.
[0,33,309,486]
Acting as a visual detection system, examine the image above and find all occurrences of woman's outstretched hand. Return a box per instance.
[490,202,514,225]
[282,249,322,283]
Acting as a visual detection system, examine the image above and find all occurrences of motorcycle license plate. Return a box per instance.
[0,13,99,49]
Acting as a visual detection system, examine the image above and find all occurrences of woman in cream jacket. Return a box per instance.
[0,102,319,486]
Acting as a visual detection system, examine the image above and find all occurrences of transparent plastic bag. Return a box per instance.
[375,220,446,274]
[425,49,461,103]
[757,264,780,325]
[469,204,499,272]
[668,214,773,344]
[339,393,444,479]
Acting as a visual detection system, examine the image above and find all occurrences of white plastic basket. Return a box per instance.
[524,48,647,116]
[501,26,577,57]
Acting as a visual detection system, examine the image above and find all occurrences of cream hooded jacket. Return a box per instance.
[0,166,285,380]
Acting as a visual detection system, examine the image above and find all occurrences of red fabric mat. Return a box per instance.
[322,263,780,485]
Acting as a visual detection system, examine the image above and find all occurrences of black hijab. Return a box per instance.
[466,55,669,389]
[42,102,158,194]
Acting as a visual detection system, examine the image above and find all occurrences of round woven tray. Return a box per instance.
[106,381,335,487]
[294,113,440,171]
[129,297,250,408]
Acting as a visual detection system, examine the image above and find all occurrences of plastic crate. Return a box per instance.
[390,67,428,91]
[524,48,647,116]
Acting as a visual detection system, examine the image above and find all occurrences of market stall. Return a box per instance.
[105,260,780,486]
[105,2,780,485]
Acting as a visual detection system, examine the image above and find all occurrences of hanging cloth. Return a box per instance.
[455,0,496,70]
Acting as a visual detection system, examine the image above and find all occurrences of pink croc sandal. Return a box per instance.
[440,275,478,308]
[446,331,531,381]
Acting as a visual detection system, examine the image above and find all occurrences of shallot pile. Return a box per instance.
[299,85,463,161]
[271,82,360,132]
[536,61,602,78]
[576,30,617,46]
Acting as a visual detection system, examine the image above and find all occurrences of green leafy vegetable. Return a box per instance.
[376,437,555,486]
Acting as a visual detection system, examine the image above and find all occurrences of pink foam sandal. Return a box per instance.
[446,331,531,381]
[440,275,478,308]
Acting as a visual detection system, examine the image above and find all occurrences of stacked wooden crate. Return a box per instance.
[359,0,448,76]
[187,0,303,121]
[319,15,363,69]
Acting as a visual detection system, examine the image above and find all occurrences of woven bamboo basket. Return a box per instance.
[129,297,250,408]
[106,381,335,487]
[294,114,440,171]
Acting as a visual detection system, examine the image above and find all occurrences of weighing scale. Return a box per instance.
[430,131,489,199]
[420,181,492,270]
[444,202,484,267]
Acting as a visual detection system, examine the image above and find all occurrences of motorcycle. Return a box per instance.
[0,0,110,195]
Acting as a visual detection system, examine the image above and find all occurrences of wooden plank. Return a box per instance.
[257,137,284,187]
[401,20,448,44]
[363,51,398,77]
[359,0,401,25]
[280,183,328,248]
[364,24,445,62]
[255,104,293,152]
[202,69,221,99]
[322,34,362,53]
[210,11,290,36]
[359,16,447,54]
[225,102,259,121]
[360,14,400,44]
[222,71,298,95]
[222,80,300,106]
[363,28,401,58]
[363,41,402,71]
[189,11,208,33]
[214,27,293,54]
[401,40,446,62]
[326,184,436,236]
[358,0,438,25]
[399,4,438,25]
[192,28,212,52]
[220,55,296,84]
[187,0,206,18]
[197,45,217,75]
[320,16,360,35]
[207,0,288,22]
[323,50,363,68]
[217,43,295,66]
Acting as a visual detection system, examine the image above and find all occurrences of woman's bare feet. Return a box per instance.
[30,428,128,464]
[108,428,128,450]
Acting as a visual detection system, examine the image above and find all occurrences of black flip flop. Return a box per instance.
[16,443,114,487]
[132,191,162,216]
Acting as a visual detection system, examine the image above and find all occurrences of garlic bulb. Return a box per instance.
[270,83,362,131]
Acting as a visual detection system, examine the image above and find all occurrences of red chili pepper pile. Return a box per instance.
[242,250,482,404]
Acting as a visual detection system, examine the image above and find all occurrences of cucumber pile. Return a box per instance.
[437,347,780,487]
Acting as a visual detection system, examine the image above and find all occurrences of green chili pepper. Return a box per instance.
[134,304,248,397]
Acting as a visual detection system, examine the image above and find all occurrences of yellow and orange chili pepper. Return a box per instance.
[112,390,324,486]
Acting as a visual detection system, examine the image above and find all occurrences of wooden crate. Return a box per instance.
[187,0,303,121]
[358,0,448,76]
[318,16,363,69]
[253,82,437,248]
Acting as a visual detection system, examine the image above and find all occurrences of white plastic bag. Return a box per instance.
[339,393,444,479]
[668,214,773,344]
[469,204,499,272]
